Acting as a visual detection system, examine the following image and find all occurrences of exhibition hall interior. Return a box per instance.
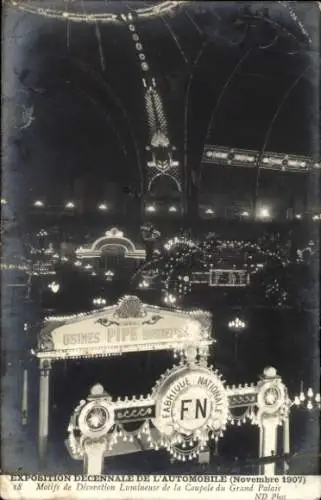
[2,1,320,475]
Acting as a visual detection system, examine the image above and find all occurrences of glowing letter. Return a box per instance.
[180,399,192,420]
[195,398,207,419]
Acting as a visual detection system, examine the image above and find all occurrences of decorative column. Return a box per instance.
[38,359,51,458]
[282,415,290,473]
[260,417,279,475]
[83,438,107,474]
[21,368,28,425]
[256,367,287,476]
[258,424,263,474]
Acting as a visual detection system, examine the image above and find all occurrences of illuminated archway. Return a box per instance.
[92,236,135,254]
[76,228,146,260]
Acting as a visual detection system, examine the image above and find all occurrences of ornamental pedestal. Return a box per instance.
[83,438,107,475]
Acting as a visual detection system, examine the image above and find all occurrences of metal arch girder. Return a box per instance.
[9,1,189,22]
[147,172,182,193]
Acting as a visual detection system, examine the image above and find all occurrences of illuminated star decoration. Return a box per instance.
[86,407,107,430]
[264,388,279,406]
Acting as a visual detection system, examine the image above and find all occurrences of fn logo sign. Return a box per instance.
[180,398,208,420]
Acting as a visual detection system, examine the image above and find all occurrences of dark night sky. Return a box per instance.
[3,1,320,204]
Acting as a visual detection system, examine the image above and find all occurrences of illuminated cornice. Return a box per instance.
[203,145,320,173]
[36,339,212,360]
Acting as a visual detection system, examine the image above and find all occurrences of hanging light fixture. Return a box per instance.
[258,207,271,219]
[48,281,60,294]
[34,200,44,207]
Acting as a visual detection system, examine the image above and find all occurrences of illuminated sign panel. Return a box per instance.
[192,270,250,287]
[209,269,249,287]
[37,297,209,359]
[152,366,228,439]
[59,324,185,349]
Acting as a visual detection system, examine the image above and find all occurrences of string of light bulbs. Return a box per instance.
[9,1,188,23]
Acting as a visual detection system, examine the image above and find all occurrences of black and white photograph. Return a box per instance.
[1,0,320,487]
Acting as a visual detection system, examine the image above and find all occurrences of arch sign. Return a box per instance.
[36,296,210,359]
[66,364,229,470]
[66,365,290,475]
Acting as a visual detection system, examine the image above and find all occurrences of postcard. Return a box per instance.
[1,2,320,499]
